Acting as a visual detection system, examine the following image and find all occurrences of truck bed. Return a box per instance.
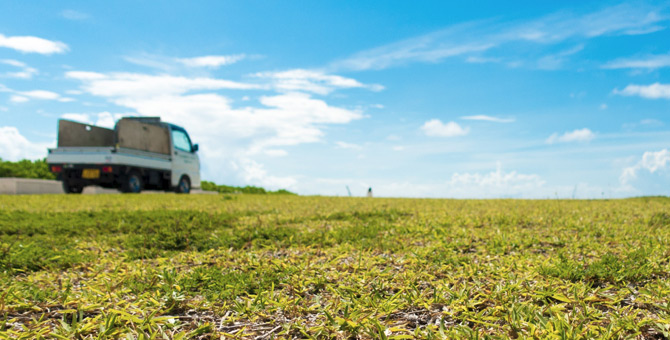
[47,147,172,170]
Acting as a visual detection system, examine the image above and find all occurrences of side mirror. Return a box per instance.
[192,144,199,152]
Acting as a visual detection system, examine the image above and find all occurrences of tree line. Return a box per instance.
[0,158,295,195]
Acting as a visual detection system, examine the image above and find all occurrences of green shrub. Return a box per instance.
[0,158,55,180]
[201,180,295,195]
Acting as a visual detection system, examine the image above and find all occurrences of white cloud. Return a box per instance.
[234,158,297,189]
[67,70,365,188]
[0,59,25,68]
[66,71,260,98]
[330,3,667,71]
[255,69,384,95]
[335,141,361,150]
[60,10,90,20]
[0,34,68,54]
[0,126,51,161]
[603,53,670,69]
[21,90,60,100]
[66,71,106,80]
[461,115,515,123]
[447,163,545,196]
[61,112,134,128]
[392,146,405,151]
[546,128,595,144]
[599,103,608,110]
[10,95,28,103]
[640,119,664,126]
[614,83,670,99]
[0,59,38,79]
[366,163,546,198]
[177,54,246,68]
[61,113,92,123]
[2,84,69,103]
[535,44,584,70]
[465,56,502,64]
[621,149,670,183]
[421,119,469,137]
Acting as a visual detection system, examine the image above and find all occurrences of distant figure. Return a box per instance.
[367,187,373,198]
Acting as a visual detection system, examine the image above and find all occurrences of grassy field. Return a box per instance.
[0,194,669,339]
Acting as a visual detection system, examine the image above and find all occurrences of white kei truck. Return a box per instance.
[46,117,201,194]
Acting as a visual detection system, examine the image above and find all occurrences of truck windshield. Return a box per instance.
[172,129,192,152]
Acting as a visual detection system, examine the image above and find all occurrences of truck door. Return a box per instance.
[170,127,200,189]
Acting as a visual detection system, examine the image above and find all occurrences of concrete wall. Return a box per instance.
[0,178,63,195]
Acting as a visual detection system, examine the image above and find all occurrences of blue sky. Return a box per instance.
[1,0,669,198]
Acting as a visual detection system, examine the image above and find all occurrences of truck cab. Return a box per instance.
[46,117,201,194]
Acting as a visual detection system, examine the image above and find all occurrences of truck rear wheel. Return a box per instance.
[121,172,143,193]
[62,181,83,194]
[175,176,190,194]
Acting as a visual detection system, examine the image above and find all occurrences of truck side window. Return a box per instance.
[172,130,192,152]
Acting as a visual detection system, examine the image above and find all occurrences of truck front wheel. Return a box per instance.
[121,172,143,193]
[175,176,190,194]
[62,181,83,194]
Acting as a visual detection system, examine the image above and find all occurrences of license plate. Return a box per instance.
[82,169,100,179]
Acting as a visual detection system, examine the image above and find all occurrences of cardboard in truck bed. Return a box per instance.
[115,119,170,155]
[57,120,115,147]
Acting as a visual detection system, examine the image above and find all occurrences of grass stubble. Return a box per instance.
[0,194,668,339]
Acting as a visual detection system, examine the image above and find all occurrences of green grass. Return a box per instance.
[0,195,669,339]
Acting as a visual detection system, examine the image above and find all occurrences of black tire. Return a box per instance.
[175,176,191,194]
[62,181,83,194]
[121,171,143,193]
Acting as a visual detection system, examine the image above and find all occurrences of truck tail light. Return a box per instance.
[102,166,113,173]
[51,165,62,173]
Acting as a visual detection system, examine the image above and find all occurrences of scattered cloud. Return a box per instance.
[60,9,90,21]
[371,163,546,198]
[620,149,670,194]
[335,141,362,150]
[234,158,297,189]
[623,119,664,130]
[177,55,246,68]
[603,53,670,69]
[392,146,405,151]
[0,33,68,54]
[9,95,28,103]
[461,115,514,123]
[0,126,51,161]
[66,71,260,97]
[465,56,502,64]
[640,118,664,126]
[330,3,668,71]
[61,112,131,128]
[421,119,469,137]
[536,44,585,70]
[614,83,670,99]
[254,69,384,95]
[599,103,608,110]
[67,70,366,187]
[447,163,545,196]
[546,128,595,144]
[0,59,38,79]
[2,85,72,103]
